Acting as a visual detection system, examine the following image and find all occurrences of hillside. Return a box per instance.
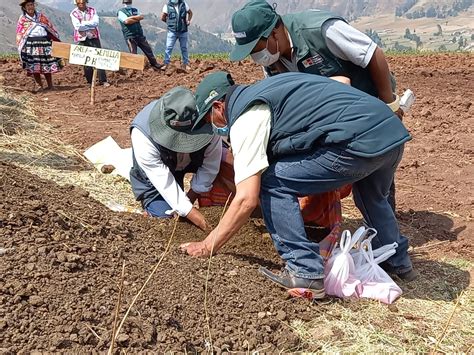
[0,0,232,53]
[40,0,474,33]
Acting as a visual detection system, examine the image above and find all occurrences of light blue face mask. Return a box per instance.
[170,0,179,4]
[212,123,229,136]
[210,106,229,136]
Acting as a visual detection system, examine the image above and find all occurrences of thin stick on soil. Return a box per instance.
[203,193,232,352]
[84,323,102,341]
[108,260,126,355]
[431,290,464,354]
[113,215,179,341]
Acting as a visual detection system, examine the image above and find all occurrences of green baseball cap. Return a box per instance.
[193,71,235,129]
[230,0,278,61]
[149,87,213,153]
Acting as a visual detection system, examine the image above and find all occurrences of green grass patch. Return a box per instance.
[154,52,229,61]
[440,257,473,271]
[385,49,472,56]
[0,53,19,59]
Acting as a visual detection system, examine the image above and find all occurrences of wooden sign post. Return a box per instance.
[52,42,145,105]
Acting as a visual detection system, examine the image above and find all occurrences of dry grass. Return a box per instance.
[289,265,473,352]
[1,88,472,352]
[0,89,139,210]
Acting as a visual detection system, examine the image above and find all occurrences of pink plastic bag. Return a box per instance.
[324,230,362,298]
[355,240,403,304]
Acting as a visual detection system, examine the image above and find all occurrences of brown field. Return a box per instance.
[0,53,473,352]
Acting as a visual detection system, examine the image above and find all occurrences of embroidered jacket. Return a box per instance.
[70,6,100,42]
[16,11,60,56]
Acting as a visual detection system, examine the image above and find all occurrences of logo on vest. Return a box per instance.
[302,54,324,68]
[204,90,219,105]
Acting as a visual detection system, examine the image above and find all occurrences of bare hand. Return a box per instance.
[395,108,404,120]
[180,241,211,257]
[185,207,210,231]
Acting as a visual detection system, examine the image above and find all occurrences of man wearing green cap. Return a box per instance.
[180,71,416,299]
[129,87,222,230]
[230,0,403,211]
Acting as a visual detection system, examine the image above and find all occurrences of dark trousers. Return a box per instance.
[78,38,107,84]
[126,36,159,67]
[388,183,396,212]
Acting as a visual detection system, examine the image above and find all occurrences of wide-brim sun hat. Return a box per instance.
[149,87,213,153]
[229,0,278,61]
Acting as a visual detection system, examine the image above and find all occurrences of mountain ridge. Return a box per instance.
[39,0,474,33]
[0,0,232,53]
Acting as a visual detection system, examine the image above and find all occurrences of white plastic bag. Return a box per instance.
[350,227,377,269]
[355,240,403,304]
[324,230,362,298]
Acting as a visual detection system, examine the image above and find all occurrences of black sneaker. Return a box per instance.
[259,267,325,299]
[394,269,418,282]
[380,262,419,282]
[152,63,163,71]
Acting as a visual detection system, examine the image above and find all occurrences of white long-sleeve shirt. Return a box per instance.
[131,128,222,216]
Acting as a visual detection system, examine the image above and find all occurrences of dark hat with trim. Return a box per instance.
[230,0,278,61]
[19,0,34,7]
[149,87,213,153]
[193,71,234,129]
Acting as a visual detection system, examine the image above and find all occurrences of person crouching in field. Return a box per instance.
[181,71,417,299]
[16,0,62,92]
[70,0,110,87]
[129,87,222,230]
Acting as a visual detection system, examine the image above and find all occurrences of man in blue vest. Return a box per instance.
[130,87,222,230]
[160,0,193,72]
[180,71,417,299]
[230,0,402,212]
[118,0,163,71]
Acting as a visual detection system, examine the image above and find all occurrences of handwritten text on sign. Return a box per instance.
[69,44,121,71]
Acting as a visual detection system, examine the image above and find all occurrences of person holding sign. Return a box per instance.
[16,0,62,91]
[70,0,109,87]
[118,0,163,71]
[129,87,222,230]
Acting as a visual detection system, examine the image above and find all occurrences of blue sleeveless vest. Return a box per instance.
[225,72,410,162]
[130,101,206,207]
[166,1,188,33]
[117,7,144,39]
[265,11,396,97]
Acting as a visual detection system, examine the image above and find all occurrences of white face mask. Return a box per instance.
[251,38,280,67]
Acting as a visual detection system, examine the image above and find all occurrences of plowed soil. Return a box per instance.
[1,54,473,352]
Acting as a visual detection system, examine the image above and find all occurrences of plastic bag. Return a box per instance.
[350,227,377,269]
[355,240,402,304]
[324,230,362,298]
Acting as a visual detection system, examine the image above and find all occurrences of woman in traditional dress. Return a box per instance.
[16,0,61,91]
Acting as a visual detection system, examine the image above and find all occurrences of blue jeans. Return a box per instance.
[146,197,173,218]
[144,171,187,218]
[259,145,412,279]
[164,31,189,65]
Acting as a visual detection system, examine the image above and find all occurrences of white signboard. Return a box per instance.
[69,44,121,71]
